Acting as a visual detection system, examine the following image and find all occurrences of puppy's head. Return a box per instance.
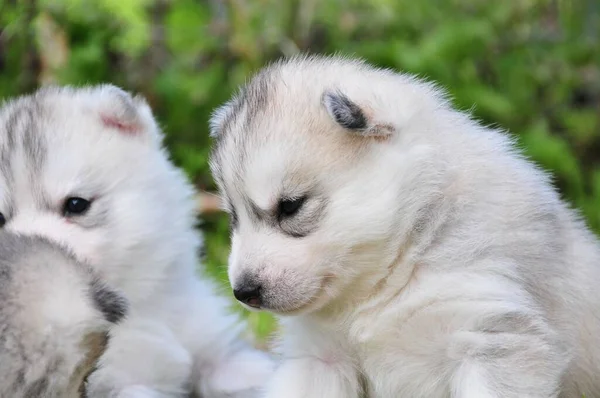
[0,85,198,299]
[0,231,127,398]
[210,55,449,315]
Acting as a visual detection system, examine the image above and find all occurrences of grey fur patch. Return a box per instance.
[4,104,20,154]
[8,369,26,394]
[90,278,128,324]
[0,105,24,189]
[479,311,546,336]
[209,65,277,189]
[216,68,275,141]
[23,375,49,397]
[240,70,274,130]
[0,231,119,397]
[0,91,49,210]
[208,65,282,200]
[21,101,46,173]
[229,207,239,231]
[1,96,47,175]
[0,255,12,287]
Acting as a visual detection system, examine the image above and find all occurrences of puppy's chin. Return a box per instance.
[236,299,304,315]
[269,301,321,317]
[261,275,336,317]
[238,302,264,313]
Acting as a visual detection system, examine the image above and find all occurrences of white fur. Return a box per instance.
[210,55,600,397]
[0,85,274,397]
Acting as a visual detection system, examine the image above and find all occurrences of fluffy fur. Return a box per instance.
[0,230,127,397]
[0,86,274,397]
[209,54,600,397]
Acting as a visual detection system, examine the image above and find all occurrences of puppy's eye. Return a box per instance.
[278,196,306,218]
[0,213,5,227]
[63,197,92,216]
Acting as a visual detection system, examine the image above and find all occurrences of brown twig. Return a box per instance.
[196,191,223,214]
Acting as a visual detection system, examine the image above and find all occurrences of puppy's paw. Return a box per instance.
[86,318,192,398]
[199,347,276,398]
[114,385,165,398]
[88,383,188,398]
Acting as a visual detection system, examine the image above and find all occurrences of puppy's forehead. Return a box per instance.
[0,87,146,212]
[0,87,97,165]
[0,90,81,194]
[212,57,371,197]
[216,113,349,209]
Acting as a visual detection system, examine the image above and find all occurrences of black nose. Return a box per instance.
[233,284,262,308]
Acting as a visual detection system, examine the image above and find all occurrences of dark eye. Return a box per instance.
[0,213,5,227]
[278,196,306,218]
[63,197,92,216]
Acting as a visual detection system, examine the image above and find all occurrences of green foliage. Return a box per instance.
[1,0,599,341]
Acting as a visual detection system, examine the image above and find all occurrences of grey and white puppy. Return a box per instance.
[0,230,127,398]
[0,85,273,397]
[210,55,600,398]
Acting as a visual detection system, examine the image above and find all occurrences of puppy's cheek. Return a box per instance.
[66,235,104,266]
[266,261,326,308]
[54,232,105,267]
[264,275,325,313]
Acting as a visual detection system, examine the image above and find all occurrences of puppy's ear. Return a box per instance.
[90,277,128,325]
[322,90,394,138]
[94,84,163,143]
[209,98,238,139]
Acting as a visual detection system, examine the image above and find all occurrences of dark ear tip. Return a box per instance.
[322,90,368,131]
[322,91,337,103]
[91,279,128,324]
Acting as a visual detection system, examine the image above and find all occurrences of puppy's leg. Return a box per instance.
[114,385,166,398]
[451,362,507,398]
[448,323,567,398]
[167,278,275,398]
[85,317,193,398]
[262,321,361,398]
[263,357,361,398]
[89,277,273,398]
[196,343,275,398]
[451,358,562,398]
[364,280,569,398]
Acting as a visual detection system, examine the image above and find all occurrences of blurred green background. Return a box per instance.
[1,0,599,345]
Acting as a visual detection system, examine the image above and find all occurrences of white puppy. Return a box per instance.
[209,54,600,398]
[0,86,274,397]
[0,230,127,398]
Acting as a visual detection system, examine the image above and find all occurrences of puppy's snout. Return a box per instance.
[233,281,262,308]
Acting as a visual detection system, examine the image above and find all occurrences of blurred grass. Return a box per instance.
[1,0,599,344]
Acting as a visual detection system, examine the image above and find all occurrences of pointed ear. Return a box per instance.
[94,85,163,144]
[209,98,238,139]
[322,90,394,138]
